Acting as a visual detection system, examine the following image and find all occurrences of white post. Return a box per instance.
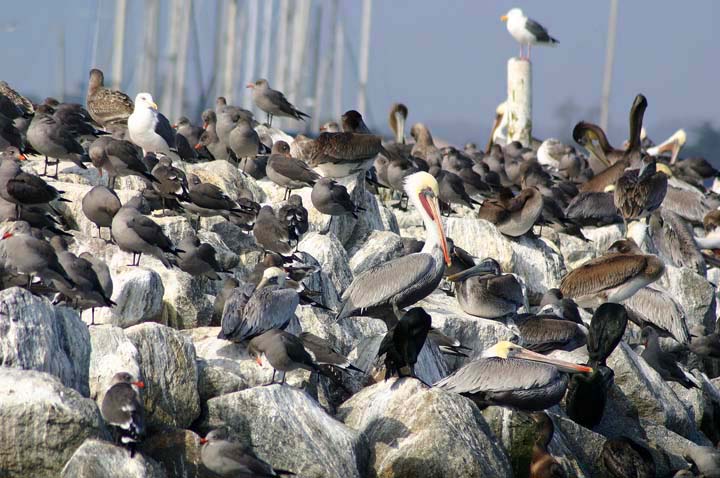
[141,0,160,93]
[111,0,127,90]
[259,0,274,80]
[274,0,289,91]
[243,0,260,110]
[288,0,311,100]
[162,0,182,116]
[174,0,192,118]
[223,0,238,100]
[312,0,336,132]
[332,1,343,121]
[506,58,532,146]
[600,0,619,133]
[357,0,372,115]
[58,28,65,101]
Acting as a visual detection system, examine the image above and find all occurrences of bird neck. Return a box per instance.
[627,102,646,153]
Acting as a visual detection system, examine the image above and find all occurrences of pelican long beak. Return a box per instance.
[420,191,451,266]
[515,349,593,374]
[583,135,610,167]
[447,260,498,282]
[500,15,508,21]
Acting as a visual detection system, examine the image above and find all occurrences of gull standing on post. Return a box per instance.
[501,8,558,60]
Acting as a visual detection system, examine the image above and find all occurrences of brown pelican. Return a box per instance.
[648,208,705,275]
[623,285,689,345]
[486,101,507,152]
[446,258,524,319]
[501,8,558,60]
[513,314,586,354]
[410,123,442,167]
[664,178,716,225]
[559,239,664,308]
[529,413,566,478]
[477,187,543,237]
[434,341,592,411]
[336,171,451,326]
[564,191,621,227]
[298,131,389,178]
[574,94,646,192]
[613,157,668,233]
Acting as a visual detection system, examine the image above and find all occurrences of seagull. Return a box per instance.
[501,8,558,60]
[127,93,178,159]
[247,79,309,127]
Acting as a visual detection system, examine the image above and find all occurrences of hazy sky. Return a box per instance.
[1,1,717,146]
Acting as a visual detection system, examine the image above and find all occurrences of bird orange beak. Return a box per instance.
[172,124,177,129]
[419,191,451,266]
[255,356,263,366]
[515,349,593,374]
[202,121,208,129]
[246,83,255,89]
[1,232,12,239]
[16,153,26,161]
[132,380,145,388]
[500,15,508,21]
[199,438,208,444]
[194,143,203,150]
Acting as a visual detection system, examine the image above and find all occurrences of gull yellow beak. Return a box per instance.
[150,102,158,111]
[500,15,508,21]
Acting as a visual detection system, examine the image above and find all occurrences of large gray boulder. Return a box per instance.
[0,369,107,478]
[298,231,353,310]
[188,159,266,203]
[417,292,516,371]
[126,323,200,429]
[140,428,207,478]
[61,439,167,478]
[608,342,699,439]
[659,264,716,332]
[445,217,564,302]
[88,325,142,403]
[104,267,165,327]
[201,385,367,478]
[0,287,90,395]
[348,230,404,275]
[338,379,511,478]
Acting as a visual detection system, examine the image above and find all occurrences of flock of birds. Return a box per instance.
[1,7,720,478]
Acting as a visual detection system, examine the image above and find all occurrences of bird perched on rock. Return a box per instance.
[100,372,145,455]
[111,195,183,268]
[278,194,308,249]
[253,205,295,256]
[447,258,524,319]
[218,267,299,343]
[266,140,320,200]
[200,428,295,477]
[82,185,121,240]
[299,332,363,374]
[613,156,668,234]
[176,235,224,280]
[27,105,89,178]
[247,79,309,126]
[128,93,178,158]
[501,8,558,60]
[311,177,364,234]
[529,413,566,478]
[640,326,699,389]
[89,135,157,189]
[247,328,323,385]
[378,307,432,381]
[86,68,134,128]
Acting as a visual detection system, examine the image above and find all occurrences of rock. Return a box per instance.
[643,424,703,476]
[188,159,266,202]
[88,325,142,403]
[126,323,200,429]
[348,230,404,275]
[201,385,367,478]
[608,342,698,439]
[0,369,107,478]
[61,439,167,478]
[298,232,353,310]
[445,218,564,302]
[156,268,214,329]
[141,428,207,478]
[553,231,598,270]
[416,291,515,371]
[659,264,716,332]
[338,379,511,478]
[103,267,165,327]
[580,224,624,253]
[0,287,90,395]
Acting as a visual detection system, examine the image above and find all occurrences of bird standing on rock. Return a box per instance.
[128,93,178,158]
[100,372,145,455]
[247,328,323,385]
[200,428,295,477]
[247,79,309,127]
[266,140,320,200]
